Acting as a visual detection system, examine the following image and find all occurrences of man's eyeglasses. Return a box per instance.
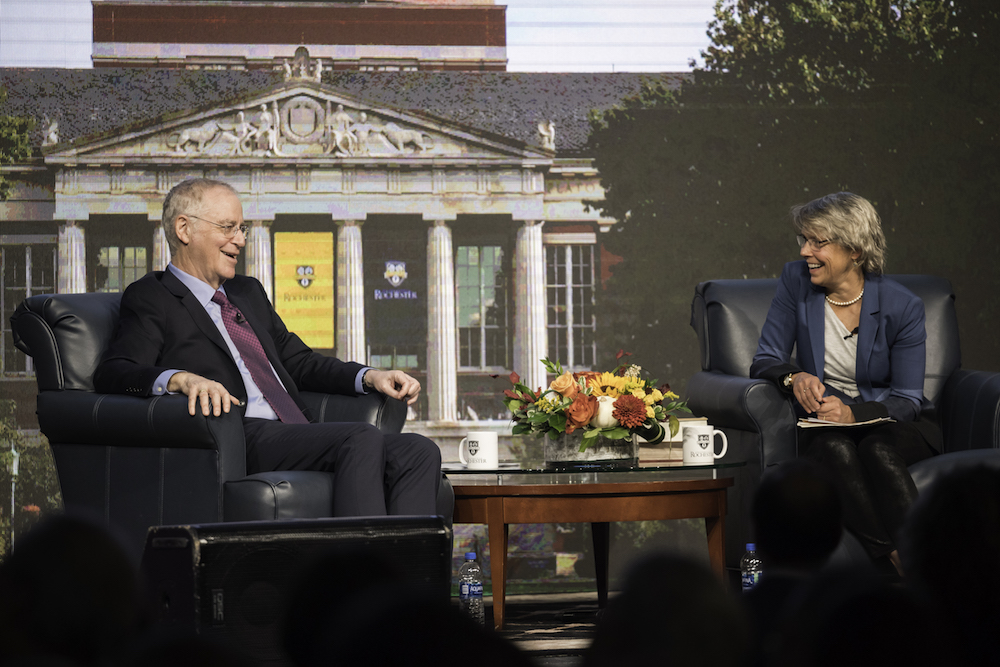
[796,235,831,250]
[187,214,249,239]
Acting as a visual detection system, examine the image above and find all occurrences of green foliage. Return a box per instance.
[0,400,62,556]
[700,0,960,104]
[0,87,35,201]
[586,1,1000,385]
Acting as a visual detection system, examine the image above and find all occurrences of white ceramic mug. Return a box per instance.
[682,424,728,464]
[459,431,499,469]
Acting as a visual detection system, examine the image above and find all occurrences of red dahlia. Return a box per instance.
[613,394,647,429]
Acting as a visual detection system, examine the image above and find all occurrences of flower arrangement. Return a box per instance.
[502,350,691,452]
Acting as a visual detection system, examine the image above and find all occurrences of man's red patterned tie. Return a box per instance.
[211,290,308,424]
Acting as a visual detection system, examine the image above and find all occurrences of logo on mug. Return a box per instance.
[468,441,480,457]
[698,434,710,450]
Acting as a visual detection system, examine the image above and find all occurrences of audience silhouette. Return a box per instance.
[773,566,945,667]
[741,459,843,666]
[0,513,148,666]
[582,553,749,667]
[900,465,1000,667]
[4,465,997,667]
[282,549,532,667]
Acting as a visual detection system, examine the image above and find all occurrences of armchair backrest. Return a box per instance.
[691,275,961,408]
[11,292,122,393]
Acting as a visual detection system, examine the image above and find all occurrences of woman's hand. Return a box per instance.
[815,395,856,424]
[790,372,826,414]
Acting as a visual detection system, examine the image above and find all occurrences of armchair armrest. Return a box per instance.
[939,369,1000,452]
[299,391,407,433]
[685,371,798,466]
[37,390,248,480]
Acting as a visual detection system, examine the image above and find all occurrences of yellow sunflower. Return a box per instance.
[589,372,627,398]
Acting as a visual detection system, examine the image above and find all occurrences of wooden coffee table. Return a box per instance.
[446,463,740,629]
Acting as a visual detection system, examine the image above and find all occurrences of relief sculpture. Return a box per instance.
[167,121,220,154]
[158,96,446,158]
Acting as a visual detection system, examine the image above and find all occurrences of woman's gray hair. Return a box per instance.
[161,178,239,256]
[791,192,887,275]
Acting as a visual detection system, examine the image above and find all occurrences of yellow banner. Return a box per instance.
[274,232,334,349]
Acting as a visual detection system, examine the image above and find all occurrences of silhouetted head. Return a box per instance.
[753,459,842,571]
[0,513,147,665]
[900,465,1000,666]
[583,553,748,667]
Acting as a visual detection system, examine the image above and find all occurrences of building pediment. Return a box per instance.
[42,83,554,166]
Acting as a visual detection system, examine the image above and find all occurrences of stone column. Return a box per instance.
[245,220,273,303]
[152,221,170,271]
[57,221,86,294]
[336,221,366,363]
[514,220,548,393]
[427,220,458,422]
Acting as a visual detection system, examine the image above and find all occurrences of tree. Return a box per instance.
[0,400,62,557]
[0,86,35,201]
[586,1,1000,388]
[699,0,956,103]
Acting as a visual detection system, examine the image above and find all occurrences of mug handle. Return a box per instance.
[458,437,469,465]
[713,430,729,459]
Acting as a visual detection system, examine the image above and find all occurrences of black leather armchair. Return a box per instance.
[11,292,454,562]
[687,275,1000,570]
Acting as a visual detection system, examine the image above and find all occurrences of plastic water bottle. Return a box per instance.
[458,552,485,626]
[741,542,763,592]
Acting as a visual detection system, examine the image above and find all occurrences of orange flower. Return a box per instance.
[564,394,598,434]
[549,371,579,399]
[613,394,647,429]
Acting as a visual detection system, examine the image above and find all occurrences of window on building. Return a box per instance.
[546,244,597,370]
[95,246,147,293]
[457,245,509,371]
[2,239,57,375]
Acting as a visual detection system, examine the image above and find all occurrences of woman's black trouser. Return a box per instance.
[800,422,934,558]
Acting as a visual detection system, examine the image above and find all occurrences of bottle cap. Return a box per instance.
[465,552,477,560]
[746,543,756,551]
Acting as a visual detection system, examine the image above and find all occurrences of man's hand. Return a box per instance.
[790,372,826,414]
[366,369,421,406]
[815,395,856,424]
[167,371,242,417]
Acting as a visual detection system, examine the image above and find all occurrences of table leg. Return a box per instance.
[591,521,611,608]
[705,513,726,588]
[486,497,508,629]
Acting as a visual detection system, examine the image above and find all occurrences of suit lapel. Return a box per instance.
[856,275,880,391]
[161,269,232,359]
[806,287,826,381]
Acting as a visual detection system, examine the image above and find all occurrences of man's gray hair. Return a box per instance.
[161,178,239,256]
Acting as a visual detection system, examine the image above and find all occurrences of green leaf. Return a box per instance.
[529,411,551,424]
[603,427,630,441]
[541,357,564,375]
[547,412,567,431]
[667,414,681,439]
[512,423,532,435]
[582,429,600,439]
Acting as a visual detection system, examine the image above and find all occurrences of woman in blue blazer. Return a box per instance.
[751,192,939,575]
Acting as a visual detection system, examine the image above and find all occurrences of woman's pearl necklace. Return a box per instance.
[826,287,864,307]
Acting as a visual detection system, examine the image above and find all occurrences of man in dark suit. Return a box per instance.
[94,178,442,517]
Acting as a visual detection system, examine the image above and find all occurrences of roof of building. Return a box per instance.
[0,69,686,155]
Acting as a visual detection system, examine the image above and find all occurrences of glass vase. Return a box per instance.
[542,430,639,471]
